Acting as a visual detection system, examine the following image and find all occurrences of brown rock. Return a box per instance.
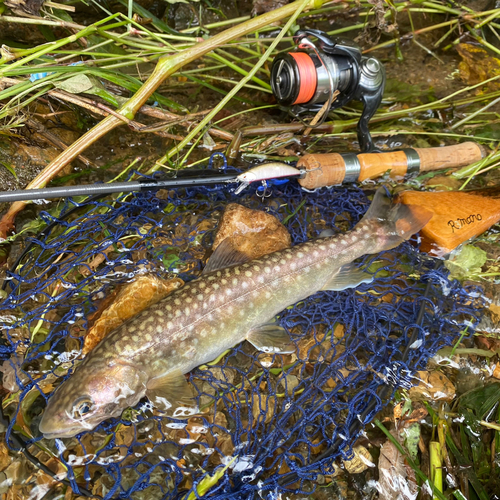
[408,370,456,402]
[83,275,184,354]
[213,203,291,260]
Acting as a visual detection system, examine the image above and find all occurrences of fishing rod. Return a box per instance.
[0,141,487,203]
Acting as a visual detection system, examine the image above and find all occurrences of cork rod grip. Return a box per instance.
[297,153,346,189]
[297,142,486,189]
[415,142,486,172]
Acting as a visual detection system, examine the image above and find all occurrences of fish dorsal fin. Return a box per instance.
[146,369,198,418]
[203,238,251,275]
[321,263,373,291]
[246,322,295,354]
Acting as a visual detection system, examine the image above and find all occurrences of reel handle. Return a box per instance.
[297,142,486,189]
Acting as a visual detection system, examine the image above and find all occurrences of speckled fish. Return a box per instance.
[39,189,431,439]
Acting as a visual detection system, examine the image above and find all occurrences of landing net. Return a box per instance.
[0,166,484,499]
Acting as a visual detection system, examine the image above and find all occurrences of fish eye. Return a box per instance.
[72,396,94,419]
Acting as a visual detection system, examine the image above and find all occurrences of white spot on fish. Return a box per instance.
[213,283,219,290]
[197,294,204,301]
[199,282,206,289]
[232,278,238,285]
[245,271,252,277]
[176,310,182,317]
[174,298,181,305]
[167,321,173,328]
[351,236,358,243]
[253,265,260,271]
[166,305,172,311]
[297,252,304,258]
[221,279,227,285]
[185,307,190,315]
[264,267,271,273]
[132,335,139,342]
[145,334,152,341]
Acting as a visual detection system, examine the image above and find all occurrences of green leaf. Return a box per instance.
[458,382,500,419]
[402,422,421,461]
[444,244,487,280]
[0,160,17,179]
[185,457,236,500]
[54,74,94,94]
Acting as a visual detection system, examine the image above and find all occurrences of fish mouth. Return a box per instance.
[40,416,86,440]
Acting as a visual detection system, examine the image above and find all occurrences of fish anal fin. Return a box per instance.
[146,369,198,417]
[322,264,373,291]
[203,238,251,275]
[246,323,295,354]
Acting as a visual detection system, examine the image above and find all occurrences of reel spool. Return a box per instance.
[270,29,385,153]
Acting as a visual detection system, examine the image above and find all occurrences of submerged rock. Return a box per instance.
[83,274,184,354]
[213,203,291,260]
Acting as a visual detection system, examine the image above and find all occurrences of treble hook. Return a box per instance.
[256,181,272,200]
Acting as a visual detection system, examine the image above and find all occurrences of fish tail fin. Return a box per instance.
[358,187,432,253]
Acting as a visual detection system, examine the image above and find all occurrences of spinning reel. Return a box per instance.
[270,29,385,152]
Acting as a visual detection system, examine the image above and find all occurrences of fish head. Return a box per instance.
[39,361,147,439]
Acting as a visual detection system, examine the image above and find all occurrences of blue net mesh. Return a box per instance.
[0,167,485,499]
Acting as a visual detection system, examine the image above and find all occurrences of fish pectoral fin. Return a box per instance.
[246,323,295,354]
[146,369,198,417]
[318,228,335,238]
[202,238,251,275]
[321,263,373,291]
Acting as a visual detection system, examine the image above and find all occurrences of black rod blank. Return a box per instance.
[0,174,238,203]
